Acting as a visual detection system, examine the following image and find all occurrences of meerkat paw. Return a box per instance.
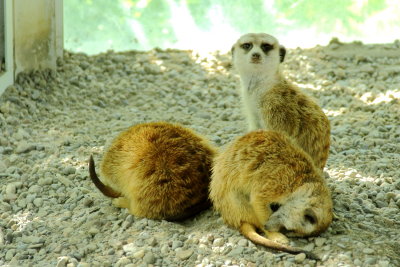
[264,230,289,245]
[112,197,129,208]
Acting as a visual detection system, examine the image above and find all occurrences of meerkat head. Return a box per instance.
[231,33,286,78]
[264,182,333,237]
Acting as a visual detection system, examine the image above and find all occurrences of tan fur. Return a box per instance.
[209,130,333,257]
[232,33,330,170]
[89,122,217,221]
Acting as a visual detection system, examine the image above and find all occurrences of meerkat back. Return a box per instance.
[231,33,330,170]
[89,122,217,221]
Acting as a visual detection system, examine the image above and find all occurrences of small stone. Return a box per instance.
[115,257,131,266]
[176,249,193,260]
[5,183,17,194]
[354,259,363,266]
[15,142,36,153]
[82,198,93,207]
[146,237,157,246]
[21,235,44,244]
[198,113,211,120]
[5,249,15,261]
[160,244,169,254]
[56,256,69,267]
[0,160,6,172]
[133,249,145,259]
[365,257,377,265]
[172,240,183,249]
[227,246,244,256]
[237,239,248,247]
[37,178,52,186]
[58,176,72,186]
[3,193,17,201]
[303,243,315,251]
[122,243,136,254]
[363,248,374,254]
[33,198,43,207]
[143,252,155,264]
[62,167,76,176]
[294,253,306,263]
[88,227,99,235]
[315,237,326,247]
[28,184,42,194]
[213,237,225,247]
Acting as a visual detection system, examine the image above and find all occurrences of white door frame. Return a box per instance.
[0,0,14,95]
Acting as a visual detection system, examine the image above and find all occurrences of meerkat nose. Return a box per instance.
[252,53,261,60]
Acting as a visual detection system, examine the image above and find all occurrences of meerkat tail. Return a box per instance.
[164,197,212,221]
[240,222,320,260]
[88,155,121,198]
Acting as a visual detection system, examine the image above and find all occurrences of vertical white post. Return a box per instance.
[55,0,64,58]
[0,0,14,95]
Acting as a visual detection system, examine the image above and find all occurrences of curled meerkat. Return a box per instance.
[89,122,217,221]
[232,33,330,170]
[209,130,333,259]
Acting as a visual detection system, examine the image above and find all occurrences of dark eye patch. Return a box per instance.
[270,202,281,212]
[261,43,273,53]
[304,208,318,224]
[305,214,316,224]
[240,43,253,50]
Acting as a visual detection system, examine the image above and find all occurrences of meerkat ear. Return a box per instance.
[279,45,286,63]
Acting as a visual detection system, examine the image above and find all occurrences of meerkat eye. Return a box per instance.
[270,202,281,212]
[261,43,273,53]
[304,208,317,224]
[304,214,317,224]
[240,43,253,50]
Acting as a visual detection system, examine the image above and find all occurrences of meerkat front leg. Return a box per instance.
[250,196,289,244]
[262,229,289,245]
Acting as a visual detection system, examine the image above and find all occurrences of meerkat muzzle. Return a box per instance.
[251,52,261,63]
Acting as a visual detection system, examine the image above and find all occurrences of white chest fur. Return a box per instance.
[239,75,277,131]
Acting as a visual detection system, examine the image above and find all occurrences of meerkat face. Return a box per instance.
[264,183,333,237]
[231,33,286,77]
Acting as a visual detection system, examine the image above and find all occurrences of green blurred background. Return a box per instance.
[64,0,400,54]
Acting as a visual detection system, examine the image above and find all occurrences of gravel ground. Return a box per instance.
[0,40,399,267]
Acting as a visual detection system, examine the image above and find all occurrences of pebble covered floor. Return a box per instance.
[0,40,399,266]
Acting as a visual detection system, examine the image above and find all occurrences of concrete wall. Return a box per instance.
[0,0,4,71]
[14,0,63,75]
[0,0,63,95]
[0,0,13,95]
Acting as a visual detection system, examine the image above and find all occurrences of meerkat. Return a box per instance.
[89,121,217,221]
[231,33,330,170]
[209,130,333,258]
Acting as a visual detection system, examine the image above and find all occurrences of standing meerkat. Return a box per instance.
[89,122,217,221]
[209,130,333,258]
[231,33,330,170]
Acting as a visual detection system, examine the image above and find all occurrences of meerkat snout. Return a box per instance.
[264,184,333,237]
[251,52,261,63]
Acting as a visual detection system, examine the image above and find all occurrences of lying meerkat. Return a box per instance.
[231,33,330,170]
[209,130,333,259]
[89,121,217,221]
